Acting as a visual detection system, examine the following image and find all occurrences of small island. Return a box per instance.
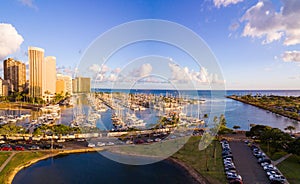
[227,94,300,121]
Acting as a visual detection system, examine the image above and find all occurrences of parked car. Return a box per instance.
[97,142,106,147]
[226,170,237,175]
[224,157,233,162]
[1,144,12,151]
[258,158,271,164]
[264,164,277,171]
[269,175,286,183]
[28,145,40,150]
[87,143,95,148]
[227,173,242,180]
[223,154,234,159]
[229,179,243,184]
[224,165,236,171]
[261,162,270,167]
[154,138,161,142]
[106,142,115,146]
[15,145,25,151]
[267,171,281,177]
[146,139,153,143]
[53,144,64,149]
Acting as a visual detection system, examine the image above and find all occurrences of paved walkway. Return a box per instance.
[273,153,292,166]
[0,152,16,173]
[230,141,270,184]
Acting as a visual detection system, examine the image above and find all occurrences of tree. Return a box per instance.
[285,125,296,134]
[219,114,226,126]
[233,125,241,130]
[289,138,300,155]
[15,92,22,102]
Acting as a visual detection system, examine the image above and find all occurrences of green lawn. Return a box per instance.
[172,136,227,184]
[259,143,288,161]
[0,151,52,184]
[0,152,12,166]
[277,155,300,184]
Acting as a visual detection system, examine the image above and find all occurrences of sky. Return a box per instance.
[0,0,299,90]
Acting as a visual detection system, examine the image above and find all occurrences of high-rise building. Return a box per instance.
[0,78,3,96]
[3,58,26,92]
[56,79,66,94]
[29,46,44,98]
[72,77,91,93]
[56,74,72,95]
[72,79,77,94]
[43,56,56,94]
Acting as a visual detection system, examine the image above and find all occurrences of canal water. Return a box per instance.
[12,152,197,184]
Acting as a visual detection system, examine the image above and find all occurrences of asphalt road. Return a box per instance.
[229,141,270,184]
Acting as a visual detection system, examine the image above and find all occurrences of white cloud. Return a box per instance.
[213,0,244,8]
[132,63,152,77]
[112,67,121,74]
[282,51,300,62]
[88,64,110,74]
[18,0,38,10]
[168,63,223,84]
[240,0,300,46]
[0,23,24,60]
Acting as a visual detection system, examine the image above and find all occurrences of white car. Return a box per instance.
[146,139,153,143]
[88,143,95,148]
[125,140,133,144]
[269,174,286,183]
[97,142,105,147]
[267,170,280,177]
[261,162,270,167]
[106,142,115,146]
[224,157,232,161]
[154,138,161,142]
[264,164,277,171]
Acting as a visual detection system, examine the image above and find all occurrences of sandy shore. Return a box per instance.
[7,148,104,184]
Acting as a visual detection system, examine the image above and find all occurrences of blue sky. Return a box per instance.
[0,0,299,90]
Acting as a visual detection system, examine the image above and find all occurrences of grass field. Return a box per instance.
[172,136,227,184]
[259,143,288,160]
[0,151,51,184]
[277,155,300,184]
[0,152,12,166]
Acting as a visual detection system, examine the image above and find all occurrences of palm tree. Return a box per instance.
[15,92,22,102]
[284,125,295,134]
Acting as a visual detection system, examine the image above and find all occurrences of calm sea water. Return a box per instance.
[90,90,300,131]
[11,90,300,184]
[13,152,197,184]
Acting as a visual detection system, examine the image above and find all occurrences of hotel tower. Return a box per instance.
[29,46,44,98]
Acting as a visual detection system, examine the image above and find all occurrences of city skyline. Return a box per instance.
[0,0,299,90]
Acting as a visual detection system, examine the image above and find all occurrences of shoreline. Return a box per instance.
[7,148,104,184]
[168,157,209,184]
[104,148,207,184]
[227,96,300,122]
[8,147,206,184]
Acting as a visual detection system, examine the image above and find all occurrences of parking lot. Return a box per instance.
[229,141,270,184]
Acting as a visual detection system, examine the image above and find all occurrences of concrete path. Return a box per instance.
[230,141,270,184]
[0,152,16,173]
[273,153,292,166]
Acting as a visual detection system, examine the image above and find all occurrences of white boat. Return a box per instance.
[40,104,61,113]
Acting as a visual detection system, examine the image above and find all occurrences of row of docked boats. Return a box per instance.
[111,110,147,131]
[69,94,103,128]
[0,114,31,125]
